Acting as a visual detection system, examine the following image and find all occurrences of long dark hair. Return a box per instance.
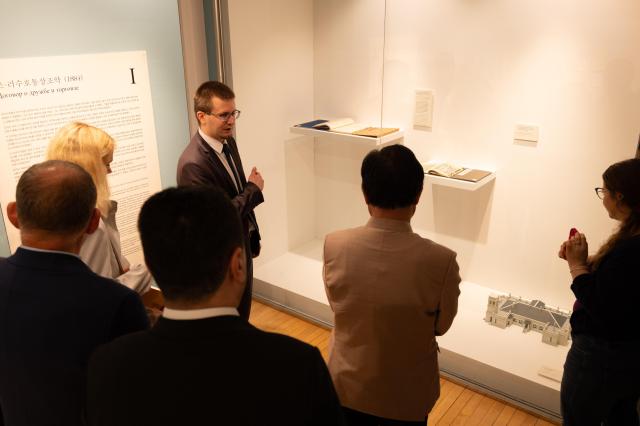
[590,158,640,269]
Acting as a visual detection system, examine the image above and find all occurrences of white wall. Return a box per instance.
[381,0,640,305]
[313,0,387,239]
[228,0,640,308]
[313,0,385,124]
[227,0,316,266]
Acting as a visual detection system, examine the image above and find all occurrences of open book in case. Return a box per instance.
[423,162,496,191]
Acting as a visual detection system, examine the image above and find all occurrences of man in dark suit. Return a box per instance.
[0,160,149,426]
[177,81,264,319]
[86,186,345,426]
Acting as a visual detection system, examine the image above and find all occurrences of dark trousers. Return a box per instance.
[237,243,253,320]
[342,407,426,426]
[561,334,640,426]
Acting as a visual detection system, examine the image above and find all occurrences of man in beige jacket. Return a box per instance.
[323,144,461,425]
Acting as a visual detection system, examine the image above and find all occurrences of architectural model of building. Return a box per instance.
[485,295,571,346]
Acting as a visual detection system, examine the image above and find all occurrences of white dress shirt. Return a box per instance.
[197,128,255,233]
[20,245,81,258]
[162,306,239,320]
[198,128,241,192]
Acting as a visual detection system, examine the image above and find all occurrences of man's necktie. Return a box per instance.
[222,143,243,193]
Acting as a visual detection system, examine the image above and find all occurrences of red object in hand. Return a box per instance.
[569,228,578,238]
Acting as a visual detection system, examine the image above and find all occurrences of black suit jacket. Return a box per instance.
[87,316,346,426]
[177,132,263,256]
[0,248,149,426]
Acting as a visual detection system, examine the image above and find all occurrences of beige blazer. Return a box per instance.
[80,201,152,294]
[323,217,461,421]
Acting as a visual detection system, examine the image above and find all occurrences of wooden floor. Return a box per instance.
[249,300,558,426]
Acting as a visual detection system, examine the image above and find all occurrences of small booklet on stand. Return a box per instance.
[352,127,399,138]
[451,168,492,182]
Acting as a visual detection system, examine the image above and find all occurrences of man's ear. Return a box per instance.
[196,111,206,127]
[85,208,101,235]
[6,202,19,229]
[228,246,246,285]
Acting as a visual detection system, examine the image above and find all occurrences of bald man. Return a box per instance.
[0,160,148,426]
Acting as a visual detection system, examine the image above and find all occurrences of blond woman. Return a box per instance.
[47,122,151,294]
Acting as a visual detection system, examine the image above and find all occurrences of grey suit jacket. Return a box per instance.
[323,217,461,421]
[176,132,263,255]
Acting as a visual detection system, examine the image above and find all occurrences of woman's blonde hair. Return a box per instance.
[46,122,115,217]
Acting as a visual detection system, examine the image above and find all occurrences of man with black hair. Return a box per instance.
[323,145,461,425]
[86,186,345,426]
[0,160,149,426]
[177,80,264,320]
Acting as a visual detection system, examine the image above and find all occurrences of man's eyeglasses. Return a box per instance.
[205,109,241,122]
[594,187,608,200]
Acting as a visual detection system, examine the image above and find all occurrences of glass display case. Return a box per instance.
[225,0,640,420]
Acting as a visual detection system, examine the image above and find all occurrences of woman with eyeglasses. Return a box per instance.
[558,158,640,425]
[46,122,152,295]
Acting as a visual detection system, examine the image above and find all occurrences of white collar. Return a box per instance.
[162,306,239,320]
[19,245,81,259]
[198,128,225,154]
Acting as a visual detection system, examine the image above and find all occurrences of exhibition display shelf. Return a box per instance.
[289,126,404,145]
[255,239,329,306]
[254,236,565,421]
[425,171,496,191]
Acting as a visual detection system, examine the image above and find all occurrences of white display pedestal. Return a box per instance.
[254,237,565,421]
